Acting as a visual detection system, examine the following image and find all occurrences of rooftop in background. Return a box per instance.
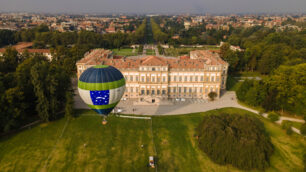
[0,42,50,54]
[12,42,33,50]
[190,50,227,65]
[0,42,52,60]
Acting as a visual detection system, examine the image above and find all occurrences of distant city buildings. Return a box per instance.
[76,49,228,103]
[0,13,141,33]
[0,13,304,33]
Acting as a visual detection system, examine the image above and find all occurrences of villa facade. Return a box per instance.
[76,49,228,101]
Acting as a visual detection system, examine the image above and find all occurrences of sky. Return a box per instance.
[1,0,306,14]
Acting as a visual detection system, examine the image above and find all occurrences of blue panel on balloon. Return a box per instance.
[90,90,110,105]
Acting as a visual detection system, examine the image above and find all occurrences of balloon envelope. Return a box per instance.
[78,65,125,115]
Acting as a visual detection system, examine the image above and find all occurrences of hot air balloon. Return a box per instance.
[78,65,125,123]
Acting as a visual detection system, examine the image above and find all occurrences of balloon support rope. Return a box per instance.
[102,116,108,125]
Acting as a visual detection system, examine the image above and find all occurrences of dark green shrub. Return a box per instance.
[197,113,274,170]
[268,112,280,122]
[208,92,217,101]
[286,127,293,135]
[281,120,292,130]
[300,123,306,136]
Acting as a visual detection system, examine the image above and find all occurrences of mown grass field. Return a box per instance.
[112,48,139,56]
[164,46,220,57]
[146,49,155,55]
[0,108,305,172]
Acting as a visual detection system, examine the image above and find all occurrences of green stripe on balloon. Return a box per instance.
[78,78,125,90]
[93,65,109,68]
[87,101,119,110]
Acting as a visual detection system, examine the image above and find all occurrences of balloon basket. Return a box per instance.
[102,119,108,125]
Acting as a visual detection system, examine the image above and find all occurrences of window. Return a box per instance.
[179,87,181,93]
[179,76,182,82]
[141,76,145,82]
[130,76,133,81]
[136,88,138,93]
[152,90,155,95]
[216,76,220,82]
[152,67,155,71]
[184,87,187,93]
[201,76,204,81]
[184,76,187,82]
[168,76,171,82]
[146,90,150,95]
[157,77,160,82]
[162,90,166,95]
[157,90,160,95]
[163,77,166,82]
[206,77,209,82]
[146,77,149,82]
[174,76,177,81]
[136,76,139,81]
[190,76,193,82]
[189,88,192,93]
[152,77,155,82]
[168,88,170,93]
[141,90,145,95]
[195,76,198,81]
[211,76,214,82]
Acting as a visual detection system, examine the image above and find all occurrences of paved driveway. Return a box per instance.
[74,88,242,115]
[74,86,305,134]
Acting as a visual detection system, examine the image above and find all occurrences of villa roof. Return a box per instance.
[77,49,228,70]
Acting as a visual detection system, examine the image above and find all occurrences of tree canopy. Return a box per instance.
[197,113,274,170]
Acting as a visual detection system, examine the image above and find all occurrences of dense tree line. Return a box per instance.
[0,48,73,133]
[236,63,306,116]
[150,18,168,43]
[222,27,306,74]
[0,22,146,50]
[153,16,230,46]
[131,18,146,44]
[222,26,306,118]
[0,21,149,133]
[0,30,17,47]
[197,113,274,170]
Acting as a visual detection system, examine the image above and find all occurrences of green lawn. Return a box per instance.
[226,76,242,91]
[282,120,304,130]
[0,108,305,172]
[146,49,155,55]
[112,48,139,56]
[164,46,220,57]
